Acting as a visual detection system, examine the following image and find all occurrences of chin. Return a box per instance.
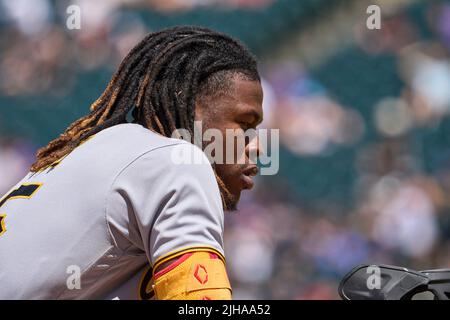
[223,189,240,212]
[216,167,242,211]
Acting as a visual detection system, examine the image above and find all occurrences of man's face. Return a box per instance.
[195,75,264,210]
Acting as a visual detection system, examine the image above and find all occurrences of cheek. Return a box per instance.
[211,122,244,156]
[215,163,241,182]
[225,129,247,164]
[209,125,244,163]
[200,117,247,164]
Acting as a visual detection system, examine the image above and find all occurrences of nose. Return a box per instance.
[245,135,264,164]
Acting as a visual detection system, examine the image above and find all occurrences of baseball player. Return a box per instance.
[0,26,263,299]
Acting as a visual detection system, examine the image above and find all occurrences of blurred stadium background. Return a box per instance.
[1,0,450,299]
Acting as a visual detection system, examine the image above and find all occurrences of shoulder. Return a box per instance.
[123,141,216,188]
[107,126,216,192]
[97,123,183,151]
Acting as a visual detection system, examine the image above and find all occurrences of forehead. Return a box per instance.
[226,76,263,120]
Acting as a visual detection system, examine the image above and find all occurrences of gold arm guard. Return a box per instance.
[153,251,232,300]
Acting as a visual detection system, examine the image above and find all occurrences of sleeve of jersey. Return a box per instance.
[153,251,231,300]
[109,142,226,268]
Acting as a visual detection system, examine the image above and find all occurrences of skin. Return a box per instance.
[195,74,264,210]
[155,75,264,275]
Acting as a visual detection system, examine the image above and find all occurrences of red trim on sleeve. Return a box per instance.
[209,253,219,259]
[154,252,193,279]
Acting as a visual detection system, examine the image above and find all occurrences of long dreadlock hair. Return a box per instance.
[30,25,260,210]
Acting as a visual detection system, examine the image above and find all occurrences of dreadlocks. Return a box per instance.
[30,25,260,210]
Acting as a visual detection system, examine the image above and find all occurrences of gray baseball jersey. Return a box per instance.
[0,123,225,299]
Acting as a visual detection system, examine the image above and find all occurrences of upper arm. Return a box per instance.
[107,142,230,299]
[108,142,225,266]
[147,142,225,266]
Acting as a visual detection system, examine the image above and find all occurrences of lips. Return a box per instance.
[241,165,259,190]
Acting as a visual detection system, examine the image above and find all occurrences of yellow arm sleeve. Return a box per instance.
[153,251,232,300]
